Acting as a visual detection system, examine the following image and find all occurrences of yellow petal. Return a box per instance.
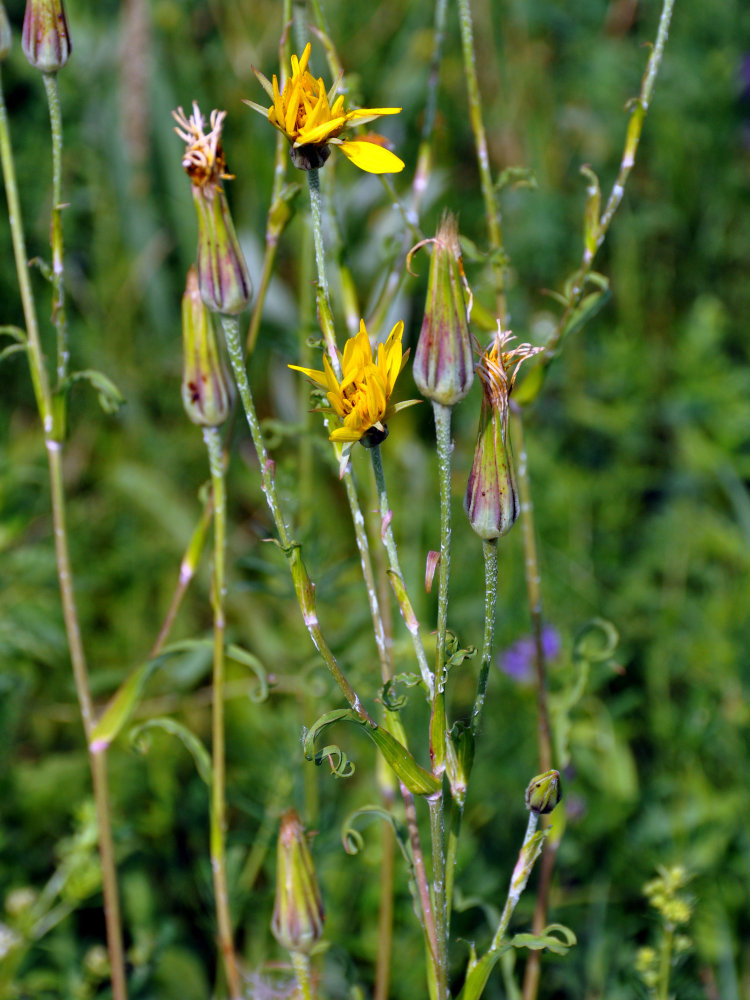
[288,363,329,388]
[298,116,347,145]
[346,107,402,121]
[297,43,312,75]
[330,426,365,443]
[337,140,405,174]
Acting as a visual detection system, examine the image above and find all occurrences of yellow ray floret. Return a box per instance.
[290,320,418,444]
[246,43,404,174]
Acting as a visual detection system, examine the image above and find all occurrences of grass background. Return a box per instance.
[1,0,749,997]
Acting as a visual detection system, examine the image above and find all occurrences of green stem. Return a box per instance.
[291,949,316,1000]
[490,812,539,951]
[456,0,507,326]
[428,794,448,1000]
[203,427,241,999]
[0,73,52,429]
[369,445,434,697]
[657,925,674,1000]
[471,538,498,737]
[42,71,68,389]
[544,0,675,362]
[432,401,452,695]
[307,168,338,367]
[220,314,372,723]
[2,71,128,1000]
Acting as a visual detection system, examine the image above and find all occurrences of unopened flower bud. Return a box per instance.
[271,809,325,955]
[445,722,475,807]
[0,3,11,61]
[173,104,253,315]
[22,0,71,72]
[525,769,561,815]
[411,213,473,406]
[181,266,233,426]
[464,330,541,540]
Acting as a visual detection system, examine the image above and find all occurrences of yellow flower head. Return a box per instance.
[172,103,231,189]
[290,320,418,456]
[246,43,404,174]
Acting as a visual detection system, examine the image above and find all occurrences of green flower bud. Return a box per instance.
[411,213,474,406]
[173,104,253,315]
[181,266,234,426]
[0,3,12,62]
[464,331,540,540]
[445,722,475,807]
[525,769,562,815]
[271,809,325,956]
[22,0,71,72]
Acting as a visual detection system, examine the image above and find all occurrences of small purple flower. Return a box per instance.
[498,625,561,684]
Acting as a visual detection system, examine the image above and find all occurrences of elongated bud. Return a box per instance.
[464,330,541,540]
[271,809,325,955]
[0,3,11,61]
[525,769,561,815]
[173,104,253,315]
[181,266,233,426]
[192,185,253,314]
[411,213,474,406]
[445,722,475,807]
[22,0,71,72]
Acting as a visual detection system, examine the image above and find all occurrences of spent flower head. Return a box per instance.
[246,42,404,174]
[464,328,541,540]
[172,103,252,314]
[290,319,418,473]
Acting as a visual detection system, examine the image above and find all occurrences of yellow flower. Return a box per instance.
[290,320,417,454]
[245,43,404,174]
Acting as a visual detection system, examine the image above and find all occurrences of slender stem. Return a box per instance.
[657,924,674,1000]
[0,74,52,430]
[2,72,128,1000]
[203,427,241,999]
[42,71,68,389]
[403,788,438,961]
[428,794,448,1000]
[369,445,434,698]
[291,950,316,1000]
[512,408,551,773]
[490,812,539,951]
[544,0,675,362]
[374,810,396,1000]
[220,314,372,723]
[307,169,338,367]
[456,0,507,326]
[444,798,462,925]
[432,402,452,695]
[471,538,498,736]
[522,832,559,1000]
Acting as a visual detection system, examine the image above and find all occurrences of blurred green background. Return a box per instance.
[2,0,749,997]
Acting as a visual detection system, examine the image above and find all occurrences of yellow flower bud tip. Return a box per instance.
[0,3,11,61]
[271,809,325,956]
[464,328,542,540]
[525,769,562,815]
[246,43,404,174]
[288,318,420,448]
[181,266,234,426]
[22,0,71,72]
[411,212,474,406]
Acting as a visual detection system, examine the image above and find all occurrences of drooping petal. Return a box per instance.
[337,139,405,174]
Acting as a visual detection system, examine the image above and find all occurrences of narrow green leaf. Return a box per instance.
[129,717,212,784]
[226,643,269,702]
[63,369,125,414]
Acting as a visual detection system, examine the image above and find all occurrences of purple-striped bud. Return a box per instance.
[464,330,541,540]
[22,0,71,72]
[271,809,325,956]
[181,266,233,426]
[411,213,473,406]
